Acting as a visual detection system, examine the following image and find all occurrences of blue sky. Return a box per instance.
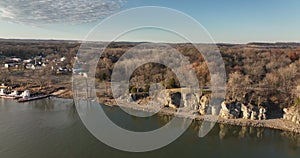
[0,0,299,43]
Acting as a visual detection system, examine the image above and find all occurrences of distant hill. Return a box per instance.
[247,42,300,48]
[0,38,299,47]
[0,38,79,43]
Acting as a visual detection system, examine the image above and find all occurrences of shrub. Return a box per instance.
[167,77,177,89]
[295,98,300,106]
[130,87,137,93]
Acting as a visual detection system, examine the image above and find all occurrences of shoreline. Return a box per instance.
[95,98,300,134]
[13,89,300,134]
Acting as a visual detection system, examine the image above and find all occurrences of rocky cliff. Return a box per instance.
[128,89,268,120]
[219,101,267,120]
[283,106,300,124]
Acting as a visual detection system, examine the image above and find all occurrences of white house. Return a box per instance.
[42,63,48,67]
[12,57,21,62]
[9,90,20,96]
[23,59,32,63]
[4,63,20,68]
[21,90,30,98]
[0,89,6,95]
[31,65,42,70]
[60,56,66,62]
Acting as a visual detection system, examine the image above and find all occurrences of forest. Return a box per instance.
[0,40,299,116]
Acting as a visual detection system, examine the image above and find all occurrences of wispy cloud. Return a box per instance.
[0,0,125,25]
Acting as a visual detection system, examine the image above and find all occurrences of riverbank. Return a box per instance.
[11,86,300,134]
[92,97,300,134]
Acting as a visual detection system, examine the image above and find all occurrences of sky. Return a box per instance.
[0,0,300,43]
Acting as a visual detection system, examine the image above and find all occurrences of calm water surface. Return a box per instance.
[0,98,299,158]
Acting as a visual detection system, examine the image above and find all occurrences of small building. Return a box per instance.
[11,57,22,62]
[56,67,69,74]
[0,88,7,95]
[31,65,42,70]
[21,90,30,98]
[4,63,20,68]
[23,59,32,63]
[42,62,48,67]
[60,56,66,62]
[25,63,32,69]
[9,90,21,96]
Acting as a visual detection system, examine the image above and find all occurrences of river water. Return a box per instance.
[0,98,299,158]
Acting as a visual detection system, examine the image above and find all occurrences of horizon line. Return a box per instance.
[1,37,300,45]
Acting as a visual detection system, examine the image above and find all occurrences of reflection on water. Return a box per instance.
[282,131,300,149]
[219,124,264,139]
[218,124,265,140]
[31,98,54,111]
[0,98,299,158]
[187,120,266,140]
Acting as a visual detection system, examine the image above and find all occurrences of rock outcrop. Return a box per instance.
[241,104,251,119]
[258,107,267,120]
[250,106,258,120]
[283,106,300,124]
[128,89,269,120]
[155,89,204,111]
[219,102,267,120]
[152,89,217,115]
[155,90,183,109]
[166,92,182,109]
[128,93,149,102]
[199,95,209,115]
[219,101,241,119]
